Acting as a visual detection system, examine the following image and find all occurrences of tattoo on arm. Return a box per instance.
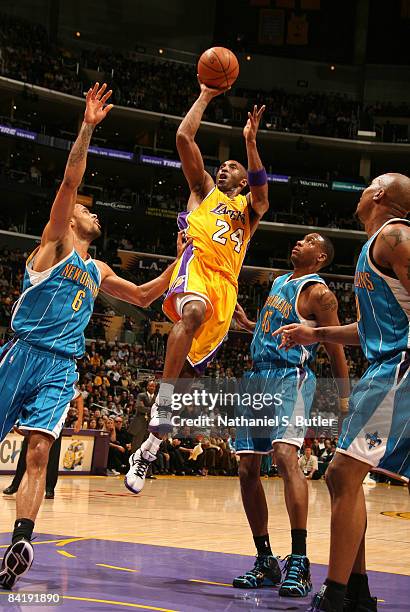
[318,291,338,312]
[381,228,410,251]
[67,123,94,167]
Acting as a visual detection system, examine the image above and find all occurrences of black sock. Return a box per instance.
[346,573,371,600]
[12,518,34,544]
[291,528,307,556]
[253,534,272,557]
[324,579,347,612]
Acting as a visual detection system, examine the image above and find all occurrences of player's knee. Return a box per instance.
[274,444,298,477]
[181,301,206,333]
[26,436,52,471]
[238,457,260,486]
[325,460,352,496]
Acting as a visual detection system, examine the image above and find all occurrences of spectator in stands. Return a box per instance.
[88,418,97,430]
[105,417,129,475]
[167,438,187,475]
[299,447,320,480]
[128,380,156,451]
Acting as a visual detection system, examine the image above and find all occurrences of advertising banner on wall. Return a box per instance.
[59,435,95,472]
[0,433,25,471]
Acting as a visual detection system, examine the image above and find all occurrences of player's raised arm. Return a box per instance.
[98,232,192,308]
[44,83,113,243]
[176,79,227,200]
[244,105,269,234]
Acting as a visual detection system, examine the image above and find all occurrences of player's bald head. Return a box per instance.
[356,172,410,224]
[374,173,410,212]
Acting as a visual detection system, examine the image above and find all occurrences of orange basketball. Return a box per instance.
[197,47,239,90]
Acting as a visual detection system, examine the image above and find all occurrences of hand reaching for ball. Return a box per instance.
[197,75,231,99]
[243,105,266,143]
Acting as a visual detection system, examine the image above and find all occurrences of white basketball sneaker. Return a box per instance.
[0,538,34,589]
[124,449,156,494]
[148,402,173,434]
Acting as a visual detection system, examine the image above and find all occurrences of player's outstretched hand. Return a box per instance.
[273,323,317,351]
[197,75,231,99]
[176,230,193,258]
[84,82,114,125]
[243,105,266,142]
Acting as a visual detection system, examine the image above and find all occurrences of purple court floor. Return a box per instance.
[0,533,408,611]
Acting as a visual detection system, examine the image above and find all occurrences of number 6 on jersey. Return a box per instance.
[72,289,86,312]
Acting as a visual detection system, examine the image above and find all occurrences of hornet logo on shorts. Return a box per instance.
[365,431,382,450]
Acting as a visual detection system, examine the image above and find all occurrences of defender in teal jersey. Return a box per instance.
[0,83,188,590]
[232,233,349,599]
[276,174,410,612]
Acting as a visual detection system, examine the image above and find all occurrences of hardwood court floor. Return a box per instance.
[1,474,409,575]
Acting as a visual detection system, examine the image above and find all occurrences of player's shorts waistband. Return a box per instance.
[12,338,76,363]
[252,360,307,371]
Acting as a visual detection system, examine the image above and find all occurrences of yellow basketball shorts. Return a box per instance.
[162,248,237,373]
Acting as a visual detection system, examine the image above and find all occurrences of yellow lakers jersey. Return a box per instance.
[179,187,251,286]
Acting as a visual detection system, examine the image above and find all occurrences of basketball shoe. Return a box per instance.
[0,539,34,589]
[343,595,378,611]
[124,448,156,494]
[232,555,282,588]
[279,554,312,597]
[308,585,344,611]
[148,402,173,435]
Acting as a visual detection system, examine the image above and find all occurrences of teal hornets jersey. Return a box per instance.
[355,218,410,363]
[251,272,326,368]
[11,248,101,358]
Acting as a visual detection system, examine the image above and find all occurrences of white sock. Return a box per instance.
[156,382,174,407]
[141,433,162,460]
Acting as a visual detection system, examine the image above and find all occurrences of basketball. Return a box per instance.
[197,46,239,89]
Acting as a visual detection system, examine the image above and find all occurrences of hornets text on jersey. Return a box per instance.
[177,186,251,288]
[251,272,327,368]
[11,247,101,358]
[354,218,410,363]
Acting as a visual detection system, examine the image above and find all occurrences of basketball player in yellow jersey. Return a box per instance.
[124,80,269,494]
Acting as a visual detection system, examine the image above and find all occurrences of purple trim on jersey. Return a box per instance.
[177,211,189,231]
[297,366,307,389]
[397,350,410,385]
[165,243,194,299]
[189,339,225,375]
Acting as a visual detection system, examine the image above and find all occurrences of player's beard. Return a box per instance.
[77,225,101,242]
[88,227,102,241]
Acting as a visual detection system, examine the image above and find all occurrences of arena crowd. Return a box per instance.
[0,246,368,478]
[0,13,408,143]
